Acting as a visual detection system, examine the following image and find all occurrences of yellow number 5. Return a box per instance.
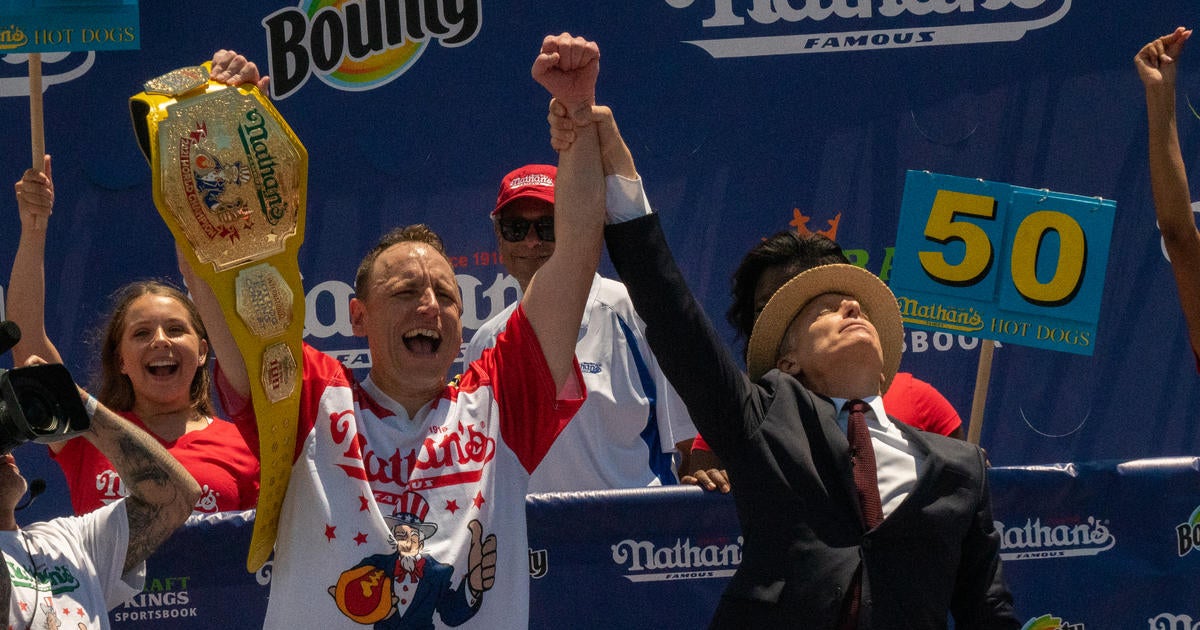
[919,190,996,286]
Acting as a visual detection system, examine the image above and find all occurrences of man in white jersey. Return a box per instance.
[191,35,606,629]
[0,366,200,629]
[463,164,696,492]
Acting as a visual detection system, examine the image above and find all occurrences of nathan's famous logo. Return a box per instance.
[179,109,289,245]
[263,0,482,99]
[611,536,742,582]
[1149,612,1200,629]
[5,558,80,595]
[1021,614,1083,630]
[664,0,1071,58]
[329,405,497,491]
[995,515,1114,561]
[0,24,28,50]
[238,109,290,225]
[1175,506,1200,557]
[898,296,984,333]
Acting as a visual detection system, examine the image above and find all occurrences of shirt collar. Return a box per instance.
[832,395,892,431]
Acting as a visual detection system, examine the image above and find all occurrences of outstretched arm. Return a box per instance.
[7,155,62,368]
[73,387,201,573]
[523,33,606,390]
[7,157,70,456]
[1138,27,1200,357]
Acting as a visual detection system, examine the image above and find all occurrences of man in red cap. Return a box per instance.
[462,164,697,493]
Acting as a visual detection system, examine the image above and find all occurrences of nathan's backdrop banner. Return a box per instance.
[0,2,1196,523]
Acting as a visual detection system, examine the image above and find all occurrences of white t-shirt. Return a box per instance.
[1,500,143,629]
[464,274,696,492]
[234,306,581,630]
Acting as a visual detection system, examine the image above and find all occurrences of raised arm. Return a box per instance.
[7,155,63,368]
[523,33,606,390]
[548,99,757,455]
[177,249,249,399]
[75,388,200,573]
[1138,27,1200,357]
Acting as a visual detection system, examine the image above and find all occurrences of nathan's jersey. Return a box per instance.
[227,306,581,630]
[0,501,142,629]
[464,275,696,492]
[53,412,259,515]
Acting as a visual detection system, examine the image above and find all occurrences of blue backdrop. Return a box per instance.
[0,0,1196,531]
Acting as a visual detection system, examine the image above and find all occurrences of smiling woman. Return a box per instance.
[6,157,259,516]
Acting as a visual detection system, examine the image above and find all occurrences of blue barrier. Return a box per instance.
[108,458,1200,629]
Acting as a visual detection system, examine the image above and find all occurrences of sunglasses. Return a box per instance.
[498,216,555,243]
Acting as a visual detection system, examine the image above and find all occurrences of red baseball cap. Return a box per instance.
[493,164,556,216]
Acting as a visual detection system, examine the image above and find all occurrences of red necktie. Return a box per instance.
[847,399,884,529]
[839,400,882,630]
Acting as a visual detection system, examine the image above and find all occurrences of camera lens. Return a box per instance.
[15,388,60,434]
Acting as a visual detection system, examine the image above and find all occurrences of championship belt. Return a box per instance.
[130,63,307,573]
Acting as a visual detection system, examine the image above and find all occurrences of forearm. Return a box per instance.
[6,223,61,366]
[177,250,250,398]
[522,111,606,389]
[605,215,752,450]
[1145,82,1200,352]
[82,395,200,571]
[1146,84,1195,240]
[593,106,637,180]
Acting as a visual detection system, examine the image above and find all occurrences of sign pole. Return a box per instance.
[28,53,45,229]
[966,339,995,445]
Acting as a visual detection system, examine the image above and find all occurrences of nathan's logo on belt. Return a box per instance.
[262,0,482,99]
[239,111,290,225]
[664,0,1071,58]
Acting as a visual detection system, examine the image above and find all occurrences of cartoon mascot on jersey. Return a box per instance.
[330,490,497,628]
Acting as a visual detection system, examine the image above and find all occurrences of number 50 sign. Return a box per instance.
[890,171,1116,356]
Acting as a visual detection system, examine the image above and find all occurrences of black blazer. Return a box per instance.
[605,214,1018,629]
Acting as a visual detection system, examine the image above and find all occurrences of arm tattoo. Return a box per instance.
[112,434,188,574]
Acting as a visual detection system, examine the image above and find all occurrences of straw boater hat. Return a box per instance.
[746,263,904,392]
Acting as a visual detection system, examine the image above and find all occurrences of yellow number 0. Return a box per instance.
[919,190,996,286]
[1010,210,1086,307]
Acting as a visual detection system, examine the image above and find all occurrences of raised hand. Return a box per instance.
[466,519,497,597]
[211,49,271,92]
[531,32,600,119]
[1136,26,1192,88]
[14,154,53,229]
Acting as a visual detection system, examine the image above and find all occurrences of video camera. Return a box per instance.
[0,320,90,454]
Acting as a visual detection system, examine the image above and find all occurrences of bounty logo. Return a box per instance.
[263,0,481,99]
[1021,614,1083,630]
[611,536,742,583]
[996,515,1115,561]
[663,0,1071,58]
[1175,505,1200,557]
